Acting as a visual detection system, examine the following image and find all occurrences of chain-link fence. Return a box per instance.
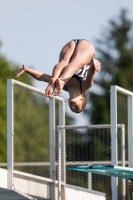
[111,85,133,200]
[7,79,65,200]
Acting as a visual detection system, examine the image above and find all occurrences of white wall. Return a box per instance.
[0,168,7,189]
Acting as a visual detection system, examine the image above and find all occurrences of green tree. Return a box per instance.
[85,9,133,124]
[0,48,33,162]
[80,10,133,198]
[0,43,74,163]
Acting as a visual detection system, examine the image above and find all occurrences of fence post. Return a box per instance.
[88,171,92,190]
[59,101,66,200]
[49,98,55,200]
[58,127,62,200]
[128,95,133,168]
[111,86,118,200]
[7,79,14,190]
[121,125,126,199]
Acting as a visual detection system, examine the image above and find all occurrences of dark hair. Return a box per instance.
[69,93,89,113]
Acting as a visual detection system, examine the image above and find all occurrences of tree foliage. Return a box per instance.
[70,10,133,197]
[85,9,133,124]
[0,45,74,163]
[0,51,33,162]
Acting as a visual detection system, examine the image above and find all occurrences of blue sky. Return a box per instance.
[1,0,133,124]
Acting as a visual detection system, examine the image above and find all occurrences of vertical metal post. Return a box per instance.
[121,125,126,199]
[88,171,92,190]
[111,86,118,200]
[128,95,133,168]
[121,125,125,167]
[58,128,62,200]
[59,101,66,200]
[7,79,14,190]
[49,98,55,200]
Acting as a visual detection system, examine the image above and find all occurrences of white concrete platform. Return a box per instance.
[0,167,105,200]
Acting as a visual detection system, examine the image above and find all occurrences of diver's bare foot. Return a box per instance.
[14,65,26,78]
[45,78,56,97]
[92,57,101,72]
[53,78,64,96]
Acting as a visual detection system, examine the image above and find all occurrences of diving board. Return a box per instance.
[67,165,133,180]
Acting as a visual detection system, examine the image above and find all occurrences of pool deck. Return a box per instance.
[0,187,29,200]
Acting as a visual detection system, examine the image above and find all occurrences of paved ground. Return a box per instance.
[0,187,29,200]
[0,188,49,200]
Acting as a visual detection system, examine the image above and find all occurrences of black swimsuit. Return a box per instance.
[63,39,92,93]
